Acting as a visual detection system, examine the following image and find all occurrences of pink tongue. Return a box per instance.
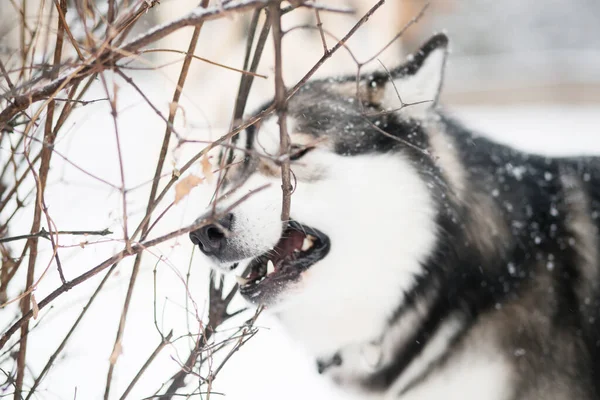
[271,230,304,263]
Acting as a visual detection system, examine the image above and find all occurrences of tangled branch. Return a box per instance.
[0,0,429,398]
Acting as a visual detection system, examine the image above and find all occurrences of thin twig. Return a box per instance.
[314,9,327,54]
[159,275,250,399]
[14,0,68,396]
[0,184,270,350]
[297,2,354,14]
[212,7,270,222]
[270,1,292,222]
[129,0,388,249]
[286,0,386,100]
[139,49,267,78]
[0,0,270,129]
[361,2,430,66]
[52,75,95,135]
[0,59,15,90]
[24,263,119,400]
[99,72,131,252]
[104,2,210,397]
[114,70,181,141]
[52,0,85,61]
[0,5,397,394]
[118,331,174,400]
[0,228,112,244]
[231,8,271,124]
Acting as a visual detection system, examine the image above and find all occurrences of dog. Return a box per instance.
[189,33,600,400]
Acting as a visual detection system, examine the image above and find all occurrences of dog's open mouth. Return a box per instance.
[237,221,330,302]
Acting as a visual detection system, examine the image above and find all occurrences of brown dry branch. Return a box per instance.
[0,183,270,350]
[0,228,112,244]
[0,0,351,130]
[156,276,255,399]
[119,330,174,400]
[0,0,265,129]
[270,1,293,222]
[155,1,403,396]
[315,9,328,54]
[0,0,424,398]
[14,0,68,396]
[162,7,270,397]
[103,1,211,397]
[210,6,270,230]
[24,262,120,400]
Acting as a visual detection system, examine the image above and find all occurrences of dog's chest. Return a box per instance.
[322,342,513,400]
[394,352,513,400]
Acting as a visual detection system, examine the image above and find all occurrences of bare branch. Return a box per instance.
[119,331,174,400]
[0,228,113,244]
[270,1,292,222]
[139,49,268,78]
[103,6,211,396]
[14,0,68,395]
[362,2,430,66]
[0,0,270,129]
[24,263,120,400]
[0,183,270,351]
[315,9,328,54]
[0,2,413,398]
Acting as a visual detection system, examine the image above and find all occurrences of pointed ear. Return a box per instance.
[382,33,449,113]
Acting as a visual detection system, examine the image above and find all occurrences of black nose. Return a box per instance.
[189,213,233,257]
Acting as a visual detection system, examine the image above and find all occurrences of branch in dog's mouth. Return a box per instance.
[238,221,330,302]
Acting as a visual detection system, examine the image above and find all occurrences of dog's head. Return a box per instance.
[190,34,448,323]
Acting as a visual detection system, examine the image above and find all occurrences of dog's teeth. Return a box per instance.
[236,275,250,286]
[267,260,275,275]
[301,236,314,251]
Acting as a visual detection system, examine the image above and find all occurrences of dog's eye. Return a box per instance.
[289,144,313,161]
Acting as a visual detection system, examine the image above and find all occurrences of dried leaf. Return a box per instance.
[112,81,120,108]
[109,341,122,365]
[201,154,213,184]
[31,294,39,320]
[169,101,187,127]
[174,174,204,204]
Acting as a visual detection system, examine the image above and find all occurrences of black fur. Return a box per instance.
[356,113,600,398]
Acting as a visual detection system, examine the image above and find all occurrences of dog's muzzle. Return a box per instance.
[190,216,331,306]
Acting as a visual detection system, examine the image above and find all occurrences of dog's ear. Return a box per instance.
[379,33,449,114]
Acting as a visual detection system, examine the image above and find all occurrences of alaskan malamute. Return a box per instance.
[190,34,600,400]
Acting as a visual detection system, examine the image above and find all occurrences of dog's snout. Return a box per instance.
[190,213,233,257]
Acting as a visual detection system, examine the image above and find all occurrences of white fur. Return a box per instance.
[323,299,430,381]
[391,315,464,394]
[209,114,438,358]
[426,119,467,200]
[264,141,437,356]
[399,348,513,400]
[561,173,599,283]
[383,48,446,116]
